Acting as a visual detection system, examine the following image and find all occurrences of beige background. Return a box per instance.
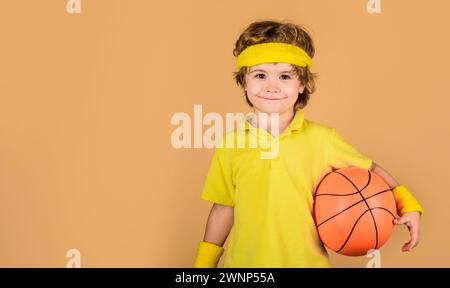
[0,0,448,267]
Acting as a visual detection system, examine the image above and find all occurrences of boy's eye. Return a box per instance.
[253,74,292,80]
[255,74,265,79]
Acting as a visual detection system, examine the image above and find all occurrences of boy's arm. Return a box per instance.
[370,161,399,189]
[203,203,234,246]
[370,162,423,252]
[193,203,234,267]
[370,162,423,214]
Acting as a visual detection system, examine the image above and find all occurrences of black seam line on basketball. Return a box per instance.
[336,206,395,253]
[333,170,371,193]
[335,171,379,250]
[370,207,397,220]
[315,188,391,197]
[316,189,391,228]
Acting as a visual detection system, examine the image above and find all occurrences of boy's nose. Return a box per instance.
[265,80,280,93]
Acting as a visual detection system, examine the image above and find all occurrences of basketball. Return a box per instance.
[313,167,398,256]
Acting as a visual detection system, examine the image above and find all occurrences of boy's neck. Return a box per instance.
[251,108,295,137]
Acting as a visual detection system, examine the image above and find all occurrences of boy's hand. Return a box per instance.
[393,211,421,252]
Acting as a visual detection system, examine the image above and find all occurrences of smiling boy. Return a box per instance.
[193,20,423,268]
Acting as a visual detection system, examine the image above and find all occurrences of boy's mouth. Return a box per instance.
[257,95,287,101]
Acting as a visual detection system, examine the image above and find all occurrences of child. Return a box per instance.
[193,20,423,268]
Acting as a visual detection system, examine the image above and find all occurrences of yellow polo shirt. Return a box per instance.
[201,108,373,267]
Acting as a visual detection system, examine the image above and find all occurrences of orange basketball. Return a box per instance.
[313,167,398,256]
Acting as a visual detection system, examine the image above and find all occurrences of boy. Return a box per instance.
[193,20,423,268]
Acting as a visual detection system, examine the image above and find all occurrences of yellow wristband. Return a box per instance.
[392,185,424,216]
[193,241,224,268]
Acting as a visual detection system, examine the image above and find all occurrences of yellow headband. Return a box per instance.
[236,42,313,71]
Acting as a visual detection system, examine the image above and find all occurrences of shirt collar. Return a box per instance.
[238,108,305,135]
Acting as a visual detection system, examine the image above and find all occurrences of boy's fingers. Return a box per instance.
[393,216,407,225]
[402,242,411,252]
[409,224,420,249]
[402,243,409,251]
[402,224,419,252]
[402,237,414,252]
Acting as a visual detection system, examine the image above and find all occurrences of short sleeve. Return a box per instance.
[201,145,235,207]
[327,128,373,170]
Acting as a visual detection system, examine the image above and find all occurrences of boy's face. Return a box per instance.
[244,63,305,115]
